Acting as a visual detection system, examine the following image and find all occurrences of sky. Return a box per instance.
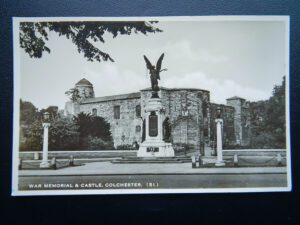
[18,18,288,110]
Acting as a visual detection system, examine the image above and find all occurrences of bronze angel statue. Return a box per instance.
[143,53,167,98]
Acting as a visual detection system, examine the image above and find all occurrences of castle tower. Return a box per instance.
[64,78,95,116]
[75,78,95,100]
[226,96,245,145]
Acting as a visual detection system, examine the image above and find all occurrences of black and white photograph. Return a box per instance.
[12,16,291,195]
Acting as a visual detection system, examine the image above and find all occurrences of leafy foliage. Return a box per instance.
[20,101,80,151]
[88,136,114,150]
[20,119,43,151]
[249,76,286,148]
[20,102,114,150]
[20,21,162,62]
[20,99,38,124]
[48,117,80,150]
[65,87,81,102]
[73,112,113,149]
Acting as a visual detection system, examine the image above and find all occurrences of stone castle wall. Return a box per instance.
[65,80,251,151]
[78,97,142,148]
[226,98,251,146]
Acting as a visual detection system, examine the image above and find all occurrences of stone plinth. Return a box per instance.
[137,97,175,157]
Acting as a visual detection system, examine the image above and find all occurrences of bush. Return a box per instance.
[250,132,277,149]
[87,136,114,150]
[116,144,137,150]
[172,143,190,152]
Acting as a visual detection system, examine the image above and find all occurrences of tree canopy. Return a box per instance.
[20,21,162,62]
[249,76,286,148]
[73,112,113,149]
[19,102,114,150]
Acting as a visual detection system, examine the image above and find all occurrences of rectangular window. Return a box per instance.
[92,108,97,116]
[136,105,141,117]
[114,105,120,119]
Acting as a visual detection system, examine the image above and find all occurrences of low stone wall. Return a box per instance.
[20,150,137,160]
[223,149,286,157]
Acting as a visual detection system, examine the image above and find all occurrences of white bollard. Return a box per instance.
[199,155,203,166]
[191,155,196,168]
[34,152,39,160]
[19,158,22,170]
[195,156,200,168]
[69,155,74,167]
[277,153,282,166]
[234,154,238,167]
[50,157,57,169]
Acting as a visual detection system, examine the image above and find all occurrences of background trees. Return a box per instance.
[249,76,286,148]
[19,101,113,151]
[73,112,113,149]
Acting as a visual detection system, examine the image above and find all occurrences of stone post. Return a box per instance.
[69,155,75,167]
[19,158,22,170]
[277,153,282,166]
[233,154,238,167]
[215,119,225,167]
[191,155,196,168]
[40,123,50,168]
[34,152,39,160]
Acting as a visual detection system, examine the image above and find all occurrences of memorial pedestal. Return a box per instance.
[137,97,175,157]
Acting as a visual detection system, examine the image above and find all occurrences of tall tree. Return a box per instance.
[20,99,38,124]
[20,100,80,151]
[249,76,286,148]
[49,117,80,150]
[20,21,162,62]
[73,112,113,149]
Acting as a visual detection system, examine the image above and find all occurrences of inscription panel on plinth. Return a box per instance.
[146,147,159,152]
[149,111,158,137]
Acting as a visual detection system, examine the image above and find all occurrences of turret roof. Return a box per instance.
[75,78,93,86]
[226,96,245,101]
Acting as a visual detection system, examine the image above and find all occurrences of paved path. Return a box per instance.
[19,161,287,176]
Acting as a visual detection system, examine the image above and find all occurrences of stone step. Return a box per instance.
[111,160,184,164]
[111,156,192,164]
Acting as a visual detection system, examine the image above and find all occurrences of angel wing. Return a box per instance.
[156,53,165,73]
[143,55,153,70]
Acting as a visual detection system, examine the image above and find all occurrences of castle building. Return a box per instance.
[65,78,250,155]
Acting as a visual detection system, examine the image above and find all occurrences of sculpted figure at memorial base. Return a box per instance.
[163,117,171,143]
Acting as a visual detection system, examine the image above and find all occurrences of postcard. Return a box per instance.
[12,16,291,195]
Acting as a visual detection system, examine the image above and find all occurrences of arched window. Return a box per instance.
[114,105,120,119]
[136,105,141,117]
[136,125,141,132]
[92,108,97,116]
